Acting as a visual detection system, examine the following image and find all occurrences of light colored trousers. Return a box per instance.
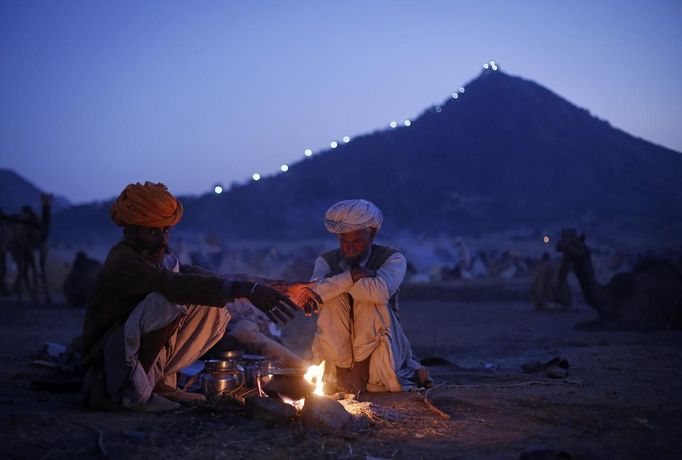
[312,294,421,392]
[86,293,229,409]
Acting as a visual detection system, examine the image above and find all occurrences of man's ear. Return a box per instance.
[368,227,377,241]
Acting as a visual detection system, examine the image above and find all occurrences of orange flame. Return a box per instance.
[279,361,327,412]
[304,360,326,396]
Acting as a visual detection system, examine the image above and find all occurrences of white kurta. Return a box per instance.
[310,250,422,392]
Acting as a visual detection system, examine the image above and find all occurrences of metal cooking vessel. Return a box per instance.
[243,358,272,388]
[201,365,245,398]
[204,358,240,372]
[263,368,314,400]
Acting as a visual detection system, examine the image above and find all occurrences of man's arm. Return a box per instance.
[179,264,285,285]
[347,252,407,304]
[310,256,354,303]
[178,263,214,276]
[118,256,297,323]
[179,263,321,316]
[118,256,229,307]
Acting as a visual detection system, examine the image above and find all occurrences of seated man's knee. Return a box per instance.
[129,292,187,336]
[141,292,172,308]
[138,292,186,317]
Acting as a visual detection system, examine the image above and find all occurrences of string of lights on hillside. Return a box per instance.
[212,60,499,195]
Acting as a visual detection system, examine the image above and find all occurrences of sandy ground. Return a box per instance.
[0,290,681,460]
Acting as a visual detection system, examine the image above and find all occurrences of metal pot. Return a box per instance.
[242,357,273,388]
[263,368,314,400]
[201,365,245,398]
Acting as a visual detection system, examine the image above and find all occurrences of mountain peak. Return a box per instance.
[52,67,682,242]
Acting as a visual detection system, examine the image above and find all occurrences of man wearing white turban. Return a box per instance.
[311,199,430,393]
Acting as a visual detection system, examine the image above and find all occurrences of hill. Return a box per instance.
[51,68,682,243]
[0,169,70,214]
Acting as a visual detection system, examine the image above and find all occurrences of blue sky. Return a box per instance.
[1,0,681,203]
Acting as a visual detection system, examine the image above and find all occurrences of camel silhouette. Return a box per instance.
[530,252,572,311]
[0,194,53,304]
[556,228,682,330]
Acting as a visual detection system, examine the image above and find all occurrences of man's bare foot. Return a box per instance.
[415,366,433,388]
[336,359,369,394]
[335,365,352,393]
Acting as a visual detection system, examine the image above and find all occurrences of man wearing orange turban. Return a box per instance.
[110,182,184,229]
[82,182,319,412]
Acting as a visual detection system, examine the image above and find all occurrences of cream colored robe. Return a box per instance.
[310,249,422,392]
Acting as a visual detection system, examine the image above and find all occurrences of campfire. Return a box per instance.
[275,361,326,411]
[243,360,409,432]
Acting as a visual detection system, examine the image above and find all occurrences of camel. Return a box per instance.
[0,208,35,298]
[556,228,682,330]
[530,252,572,311]
[0,194,53,304]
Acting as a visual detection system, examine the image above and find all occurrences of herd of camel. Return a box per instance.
[1,196,681,331]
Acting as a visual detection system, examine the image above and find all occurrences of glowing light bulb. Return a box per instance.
[404,119,411,127]
[543,236,550,244]
[330,141,338,148]
[304,148,312,157]
[483,63,489,69]
[459,87,465,93]
[490,60,496,66]
[390,121,397,128]
[214,185,223,194]
[252,173,261,181]
[452,93,459,99]
[280,164,289,172]
[343,136,350,143]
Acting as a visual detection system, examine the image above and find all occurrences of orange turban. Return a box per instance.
[110,182,183,227]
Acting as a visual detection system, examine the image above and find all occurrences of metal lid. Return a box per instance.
[203,359,244,372]
[211,350,244,359]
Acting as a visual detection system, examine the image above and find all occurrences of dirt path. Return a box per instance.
[1,297,681,459]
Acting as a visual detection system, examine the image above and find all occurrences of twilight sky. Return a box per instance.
[1,0,681,203]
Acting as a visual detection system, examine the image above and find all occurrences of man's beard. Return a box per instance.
[142,244,170,262]
[343,251,367,267]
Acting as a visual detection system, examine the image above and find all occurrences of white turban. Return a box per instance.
[324,199,383,234]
